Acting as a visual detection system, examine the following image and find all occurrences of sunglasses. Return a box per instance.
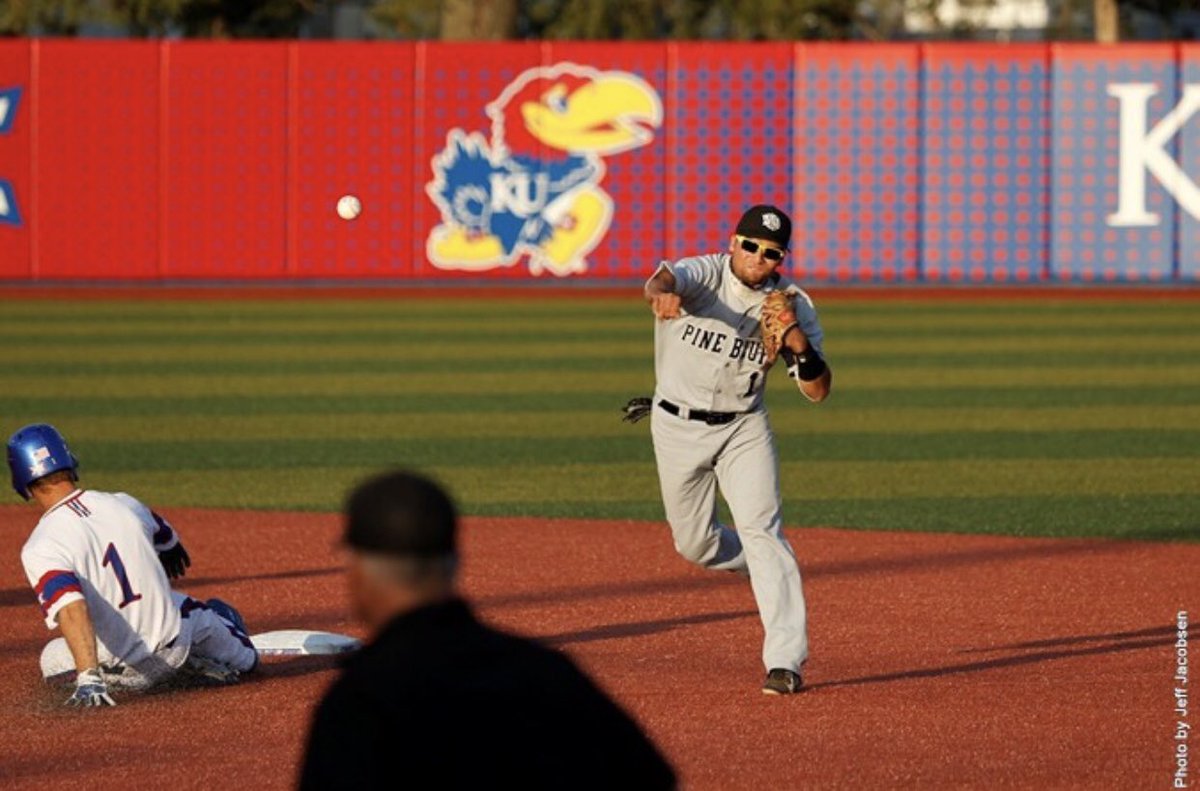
[736,235,786,262]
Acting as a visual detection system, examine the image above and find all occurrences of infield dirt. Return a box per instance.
[0,506,1194,789]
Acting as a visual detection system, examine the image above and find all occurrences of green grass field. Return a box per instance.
[1,293,1197,541]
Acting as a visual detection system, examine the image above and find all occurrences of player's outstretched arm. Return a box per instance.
[57,600,116,707]
[644,265,681,320]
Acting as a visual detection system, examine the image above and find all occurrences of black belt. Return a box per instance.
[657,399,741,425]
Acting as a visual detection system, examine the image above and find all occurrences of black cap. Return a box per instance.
[343,470,457,557]
[735,204,792,250]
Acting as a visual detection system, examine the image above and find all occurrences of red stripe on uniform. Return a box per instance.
[51,490,89,518]
[34,569,83,615]
[65,492,90,517]
[35,569,73,594]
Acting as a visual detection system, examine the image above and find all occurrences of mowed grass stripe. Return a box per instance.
[0,297,640,323]
[0,325,652,346]
[831,364,1200,388]
[12,350,1200,377]
[0,370,656,396]
[78,465,665,511]
[8,334,1200,374]
[2,384,1198,419]
[2,295,1193,323]
[5,323,1196,344]
[2,297,1197,341]
[8,323,1200,361]
[79,457,1198,512]
[6,340,651,365]
[824,299,1200,321]
[6,353,649,377]
[60,431,1198,472]
[1,363,1190,397]
[466,495,1198,541]
[0,310,646,338]
[781,495,1200,541]
[40,405,1200,441]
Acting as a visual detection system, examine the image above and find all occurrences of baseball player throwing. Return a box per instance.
[634,204,831,695]
[7,423,258,706]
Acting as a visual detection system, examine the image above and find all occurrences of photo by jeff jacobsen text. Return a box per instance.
[1176,610,1190,789]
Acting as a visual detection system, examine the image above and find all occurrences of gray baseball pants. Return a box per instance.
[651,406,809,673]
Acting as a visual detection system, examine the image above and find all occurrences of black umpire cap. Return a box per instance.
[343,470,457,557]
[735,204,792,250]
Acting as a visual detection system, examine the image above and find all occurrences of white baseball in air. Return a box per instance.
[336,194,362,221]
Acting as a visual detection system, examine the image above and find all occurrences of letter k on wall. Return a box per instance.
[1107,83,1200,228]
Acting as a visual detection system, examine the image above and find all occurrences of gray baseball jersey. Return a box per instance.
[652,254,825,413]
[647,253,823,674]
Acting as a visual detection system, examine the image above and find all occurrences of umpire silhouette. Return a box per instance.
[299,470,676,790]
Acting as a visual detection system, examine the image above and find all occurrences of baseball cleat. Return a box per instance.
[761,668,803,695]
[180,654,241,686]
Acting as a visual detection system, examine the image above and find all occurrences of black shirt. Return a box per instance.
[299,598,676,790]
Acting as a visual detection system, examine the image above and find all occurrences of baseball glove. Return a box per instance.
[759,291,799,365]
[158,542,190,579]
[621,396,653,424]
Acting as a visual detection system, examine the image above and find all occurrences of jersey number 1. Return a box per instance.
[102,543,143,608]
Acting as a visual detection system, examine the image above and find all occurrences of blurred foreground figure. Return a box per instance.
[299,469,676,790]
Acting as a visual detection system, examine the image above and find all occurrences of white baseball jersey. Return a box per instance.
[652,254,825,413]
[21,489,186,672]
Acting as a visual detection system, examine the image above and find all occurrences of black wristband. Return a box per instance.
[781,346,827,382]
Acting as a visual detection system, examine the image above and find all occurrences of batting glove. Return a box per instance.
[65,669,116,708]
[158,543,191,579]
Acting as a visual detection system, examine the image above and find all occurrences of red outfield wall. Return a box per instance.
[1,40,1199,284]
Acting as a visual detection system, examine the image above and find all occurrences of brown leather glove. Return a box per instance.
[759,291,799,365]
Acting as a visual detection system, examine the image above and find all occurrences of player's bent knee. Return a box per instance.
[673,532,719,566]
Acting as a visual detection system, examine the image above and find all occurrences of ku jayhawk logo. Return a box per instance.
[426,63,662,276]
[0,86,21,226]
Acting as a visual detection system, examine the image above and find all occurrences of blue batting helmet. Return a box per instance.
[6,423,79,501]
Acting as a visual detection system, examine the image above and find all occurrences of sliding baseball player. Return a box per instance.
[7,423,259,706]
